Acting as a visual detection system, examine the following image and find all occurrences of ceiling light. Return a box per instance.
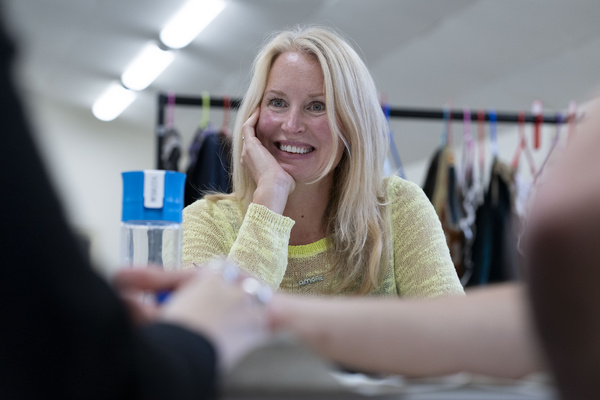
[92,82,137,121]
[121,42,175,91]
[160,0,226,49]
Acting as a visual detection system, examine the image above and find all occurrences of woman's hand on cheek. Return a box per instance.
[241,107,295,214]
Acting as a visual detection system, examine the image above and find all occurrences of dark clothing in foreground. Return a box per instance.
[0,10,217,400]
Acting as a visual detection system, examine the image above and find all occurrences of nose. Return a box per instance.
[282,107,304,134]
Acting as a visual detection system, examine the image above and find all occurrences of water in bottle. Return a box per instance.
[120,170,186,271]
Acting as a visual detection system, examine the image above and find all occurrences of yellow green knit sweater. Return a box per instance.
[182,176,464,298]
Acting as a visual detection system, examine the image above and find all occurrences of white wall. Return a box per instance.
[24,95,154,276]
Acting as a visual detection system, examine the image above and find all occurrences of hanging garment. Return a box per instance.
[422,147,441,201]
[422,146,466,279]
[160,126,182,171]
[467,158,522,286]
[457,140,480,286]
[184,125,233,206]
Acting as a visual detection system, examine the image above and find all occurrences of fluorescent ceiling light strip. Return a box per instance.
[121,42,175,91]
[92,82,137,121]
[160,0,226,49]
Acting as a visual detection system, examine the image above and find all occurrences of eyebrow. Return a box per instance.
[264,89,325,98]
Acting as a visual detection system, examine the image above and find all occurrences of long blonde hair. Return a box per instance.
[211,25,390,294]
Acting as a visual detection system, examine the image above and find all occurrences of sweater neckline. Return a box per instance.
[288,238,329,256]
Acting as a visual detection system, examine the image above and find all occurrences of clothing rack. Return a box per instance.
[156,92,566,169]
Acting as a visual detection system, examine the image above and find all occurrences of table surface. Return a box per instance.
[221,337,557,400]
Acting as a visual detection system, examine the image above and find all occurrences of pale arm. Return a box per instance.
[268,284,542,379]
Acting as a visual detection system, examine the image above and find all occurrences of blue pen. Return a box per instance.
[155,290,172,304]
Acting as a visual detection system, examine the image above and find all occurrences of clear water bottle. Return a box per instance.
[120,170,186,271]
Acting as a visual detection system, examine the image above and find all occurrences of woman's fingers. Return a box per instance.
[240,107,272,174]
[241,107,260,140]
[238,106,295,212]
[241,107,260,149]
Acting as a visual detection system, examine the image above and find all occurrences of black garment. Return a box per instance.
[0,10,216,400]
[160,126,182,171]
[467,159,520,286]
[422,146,441,201]
[185,127,232,206]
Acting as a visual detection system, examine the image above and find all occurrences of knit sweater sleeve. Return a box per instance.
[182,199,295,289]
[389,177,464,298]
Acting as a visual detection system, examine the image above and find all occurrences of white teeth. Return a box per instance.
[279,144,312,154]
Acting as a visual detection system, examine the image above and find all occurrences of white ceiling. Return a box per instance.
[5,0,600,165]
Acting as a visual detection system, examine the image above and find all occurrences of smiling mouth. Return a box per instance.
[277,143,314,154]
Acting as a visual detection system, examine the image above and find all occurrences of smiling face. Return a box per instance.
[256,51,344,185]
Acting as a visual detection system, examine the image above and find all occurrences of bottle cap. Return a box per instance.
[121,170,186,222]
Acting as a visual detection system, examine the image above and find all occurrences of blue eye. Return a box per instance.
[310,102,325,112]
[269,98,285,108]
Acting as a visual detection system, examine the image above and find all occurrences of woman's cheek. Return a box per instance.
[256,111,278,140]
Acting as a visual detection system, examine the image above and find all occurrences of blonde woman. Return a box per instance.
[182,26,463,297]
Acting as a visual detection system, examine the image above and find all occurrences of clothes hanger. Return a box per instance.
[476,110,487,203]
[532,99,543,150]
[441,104,453,148]
[198,91,211,131]
[489,109,499,160]
[459,108,476,241]
[187,91,214,167]
[476,110,485,171]
[460,108,475,188]
[221,95,231,137]
[160,92,182,171]
[511,111,536,177]
[382,101,406,178]
[534,113,563,183]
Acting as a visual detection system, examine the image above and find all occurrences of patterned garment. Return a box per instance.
[182,176,463,298]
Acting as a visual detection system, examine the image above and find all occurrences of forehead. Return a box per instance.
[266,51,324,91]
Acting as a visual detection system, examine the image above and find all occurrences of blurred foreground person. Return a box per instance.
[525,96,600,400]
[0,8,268,400]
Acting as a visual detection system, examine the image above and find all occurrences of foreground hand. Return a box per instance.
[163,262,271,372]
[114,266,196,325]
[114,260,272,372]
[241,107,295,214]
